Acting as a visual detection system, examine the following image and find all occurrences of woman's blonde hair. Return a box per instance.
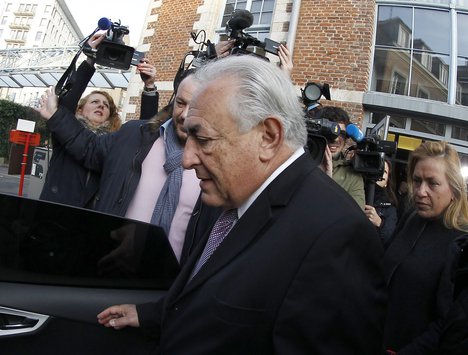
[77,90,121,131]
[408,141,468,231]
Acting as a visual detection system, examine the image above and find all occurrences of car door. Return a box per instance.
[0,193,180,354]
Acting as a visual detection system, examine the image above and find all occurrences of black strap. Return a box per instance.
[54,48,83,97]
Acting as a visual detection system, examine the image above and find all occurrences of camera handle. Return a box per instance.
[365,179,375,206]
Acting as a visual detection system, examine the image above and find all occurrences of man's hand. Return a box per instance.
[319,145,333,177]
[87,32,106,50]
[35,87,58,120]
[97,304,139,330]
[364,205,382,227]
[278,44,293,77]
[215,39,236,59]
[137,59,157,87]
[85,32,106,65]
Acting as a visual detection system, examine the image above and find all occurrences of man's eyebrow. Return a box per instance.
[186,124,201,135]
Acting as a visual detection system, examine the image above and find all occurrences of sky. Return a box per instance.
[64,0,151,46]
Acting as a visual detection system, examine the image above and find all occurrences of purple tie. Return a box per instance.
[190,209,238,279]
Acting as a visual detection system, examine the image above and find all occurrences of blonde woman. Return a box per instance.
[384,141,468,354]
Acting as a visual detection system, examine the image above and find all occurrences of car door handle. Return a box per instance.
[0,307,48,336]
[0,314,39,330]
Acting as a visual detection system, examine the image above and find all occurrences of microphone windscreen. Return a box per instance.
[228,10,254,31]
[98,17,112,30]
[346,124,364,143]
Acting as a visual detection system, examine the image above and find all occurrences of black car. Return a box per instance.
[0,193,180,354]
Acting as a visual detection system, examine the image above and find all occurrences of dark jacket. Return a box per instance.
[46,105,162,217]
[384,212,462,355]
[40,61,158,208]
[373,185,398,245]
[138,153,386,354]
[438,234,468,355]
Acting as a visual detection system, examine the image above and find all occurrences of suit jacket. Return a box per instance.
[139,153,386,354]
[383,212,462,354]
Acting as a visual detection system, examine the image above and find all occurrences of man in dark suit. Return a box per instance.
[98,55,386,354]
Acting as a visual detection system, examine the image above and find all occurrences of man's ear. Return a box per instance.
[259,117,283,162]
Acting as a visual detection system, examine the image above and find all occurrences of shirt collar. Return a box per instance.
[159,118,173,140]
[237,147,305,219]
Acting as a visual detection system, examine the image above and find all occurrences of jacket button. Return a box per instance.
[174,305,179,311]
[117,198,123,204]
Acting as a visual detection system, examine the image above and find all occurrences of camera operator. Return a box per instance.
[315,106,365,209]
[363,158,398,244]
[39,32,159,209]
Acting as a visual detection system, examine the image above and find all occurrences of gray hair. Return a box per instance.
[194,55,307,148]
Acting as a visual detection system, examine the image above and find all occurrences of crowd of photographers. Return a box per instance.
[33,17,468,354]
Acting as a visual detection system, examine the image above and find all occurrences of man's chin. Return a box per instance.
[201,193,223,208]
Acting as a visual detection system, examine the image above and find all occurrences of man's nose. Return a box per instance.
[181,105,190,120]
[182,138,199,170]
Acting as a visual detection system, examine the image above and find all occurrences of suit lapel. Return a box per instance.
[168,153,314,303]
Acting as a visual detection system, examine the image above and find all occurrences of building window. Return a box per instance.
[6,3,12,12]
[390,71,407,95]
[457,12,468,106]
[411,119,446,136]
[372,4,452,105]
[44,5,51,13]
[40,17,47,26]
[35,31,42,41]
[1,16,8,25]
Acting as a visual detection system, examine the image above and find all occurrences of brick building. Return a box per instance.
[123,0,468,181]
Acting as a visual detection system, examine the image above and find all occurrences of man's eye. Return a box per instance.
[195,136,211,144]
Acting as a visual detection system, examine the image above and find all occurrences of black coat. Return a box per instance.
[40,61,158,208]
[438,234,468,355]
[46,105,162,217]
[384,212,462,354]
[138,153,387,354]
[373,185,398,245]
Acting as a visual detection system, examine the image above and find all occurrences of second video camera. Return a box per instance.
[225,9,281,58]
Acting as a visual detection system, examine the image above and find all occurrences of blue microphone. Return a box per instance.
[346,123,364,143]
[98,17,112,30]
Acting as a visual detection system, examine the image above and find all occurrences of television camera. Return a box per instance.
[83,18,145,70]
[55,18,145,97]
[302,82,336,164]
[225,9,281,58]
[346,124,397,203]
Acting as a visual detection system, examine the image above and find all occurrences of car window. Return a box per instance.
[0,193,180,289]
